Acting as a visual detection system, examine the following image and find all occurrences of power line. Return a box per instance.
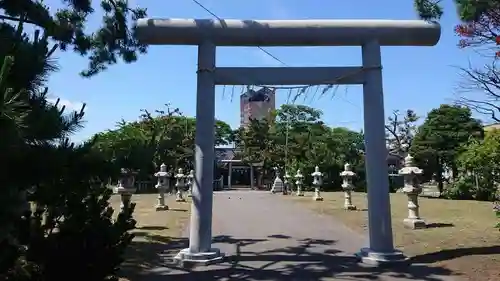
[191,0,289,66]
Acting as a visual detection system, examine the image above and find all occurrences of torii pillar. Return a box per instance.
[135,18,440,266]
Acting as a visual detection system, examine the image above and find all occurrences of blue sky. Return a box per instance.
[44,0,488,142]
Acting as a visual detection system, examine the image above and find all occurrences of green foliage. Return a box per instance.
[454,129,500,201]
[411,105,482,167]
[415,0,500,120]
[0,0,147,77]
[414,0,443,20]
[454,0,498,21]
[1,19,134,281]
[410,104,483,194]
[92,107,233,179]
[12,142,136,281]
[239,118,273,165]
[443,175,477,200]
[237,104,365,190]
[413,0,496,21]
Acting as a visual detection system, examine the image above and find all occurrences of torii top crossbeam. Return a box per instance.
[135,18,441,46]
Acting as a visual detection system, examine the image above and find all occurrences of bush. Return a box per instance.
[443,174,498,201]
[443,176,474,200]
[2,141,137,281]
[25,186,135,281]
[0,23,136,281]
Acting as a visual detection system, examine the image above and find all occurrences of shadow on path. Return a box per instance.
[119,234,459,281]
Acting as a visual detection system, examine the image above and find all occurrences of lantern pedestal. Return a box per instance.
[403,217,426,230]
[155,205,169,211]
[345,203,357,210]
[114,187,136,212]
[402,191,426,229]
[155,187,168,211]
[343,188,356,210]
[313,191,323,201]
[155,191,169,211]
[313,188,323,201]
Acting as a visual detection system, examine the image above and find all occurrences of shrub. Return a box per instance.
[444,174,498,201]
[0,22,136,281]
[443,176,475,200]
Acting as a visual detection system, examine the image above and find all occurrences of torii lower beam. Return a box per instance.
[135,18,441,266]
[214,67,365,85]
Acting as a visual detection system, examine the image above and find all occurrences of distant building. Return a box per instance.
[240,87,276,128]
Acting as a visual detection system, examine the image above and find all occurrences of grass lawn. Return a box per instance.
[287,192,500,281]
[110,193,191,280]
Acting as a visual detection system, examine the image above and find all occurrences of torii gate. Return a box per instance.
[135,18,440,266]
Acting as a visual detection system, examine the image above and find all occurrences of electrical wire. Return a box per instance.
[191,0,288,66]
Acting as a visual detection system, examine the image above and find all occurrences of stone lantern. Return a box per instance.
[271,168,284,194]
[311,166,324,201]
[154,163,170,211]
[398,154,426,229]
[186,170,194,197]
[114,168,137,212]
[175,168,186,202]
[340,163,356,210]
[294,169,304,196]
[283,171,292,195]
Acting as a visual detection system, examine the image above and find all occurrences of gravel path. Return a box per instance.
[135,190,458,281]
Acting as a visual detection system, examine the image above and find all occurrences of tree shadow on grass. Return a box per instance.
[119,233,460,281]
[411,245,500,264]
[136,226,169,231]
[425,223,454,229]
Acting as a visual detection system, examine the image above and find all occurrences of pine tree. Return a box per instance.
[0,20,136,281]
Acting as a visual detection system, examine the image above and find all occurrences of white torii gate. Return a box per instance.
[135,18,440,266]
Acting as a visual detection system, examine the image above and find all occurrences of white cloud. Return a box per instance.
[47,97,85,111]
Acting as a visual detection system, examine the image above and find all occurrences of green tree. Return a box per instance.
[454,128,500,201]
[93,108,233,180]
[1,22,135,281]
[237,104,365,190]
[410,104,483,193]
[275,104,323,171]
[1,0,147,77]
[415,0,500,121]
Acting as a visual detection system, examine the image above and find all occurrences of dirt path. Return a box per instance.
[132,190,459,281]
